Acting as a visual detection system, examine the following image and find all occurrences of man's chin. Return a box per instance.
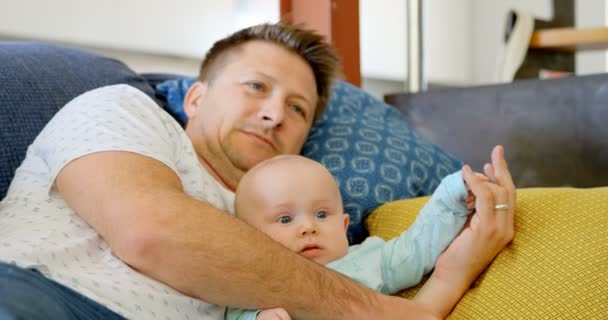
[228,150,278,171]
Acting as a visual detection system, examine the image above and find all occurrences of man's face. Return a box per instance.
[184,40,318,190]
[236,156,350,265]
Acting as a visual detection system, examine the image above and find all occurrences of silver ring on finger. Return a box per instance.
[494,203,509,211]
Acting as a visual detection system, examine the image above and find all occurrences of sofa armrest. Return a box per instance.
[385,74,608,188]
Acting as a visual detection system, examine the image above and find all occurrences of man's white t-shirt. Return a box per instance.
[0,85,235,320]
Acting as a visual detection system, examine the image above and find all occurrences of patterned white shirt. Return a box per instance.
[0,85,234,320]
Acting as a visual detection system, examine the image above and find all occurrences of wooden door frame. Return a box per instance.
[280,0,361,86]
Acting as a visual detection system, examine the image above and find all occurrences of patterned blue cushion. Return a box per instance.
[155,77,193,125]
[155,78,463,244]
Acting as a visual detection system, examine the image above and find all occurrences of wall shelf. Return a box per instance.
[529,27,608,51]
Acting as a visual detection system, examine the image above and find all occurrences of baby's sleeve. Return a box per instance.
[379,170,471,294]
[225,307,261,320]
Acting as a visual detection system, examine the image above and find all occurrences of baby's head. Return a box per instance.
[235,155,350,265]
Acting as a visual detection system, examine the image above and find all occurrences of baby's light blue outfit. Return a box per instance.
[226,170,471,320]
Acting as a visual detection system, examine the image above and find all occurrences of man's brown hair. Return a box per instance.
[198,22,341,120]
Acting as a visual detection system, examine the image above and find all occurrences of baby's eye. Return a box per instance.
[278,216,292,224]
[247,81,265,91]
[316,211,328,219]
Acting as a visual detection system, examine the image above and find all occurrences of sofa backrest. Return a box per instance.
[385,75,608,188]
[0,42,159,199]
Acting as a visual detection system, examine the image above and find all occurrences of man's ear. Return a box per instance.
[183,81,208,121]
[343,213,350,231]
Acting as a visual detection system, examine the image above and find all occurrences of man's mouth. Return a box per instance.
[243,131,275,150]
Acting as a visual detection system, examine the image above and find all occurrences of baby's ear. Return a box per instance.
[342,213,350,230]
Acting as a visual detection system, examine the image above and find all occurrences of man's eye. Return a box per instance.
[289,104,306,118]
[278,216,292,224]
[316,211,328,219]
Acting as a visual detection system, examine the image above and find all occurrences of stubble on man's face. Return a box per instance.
[189,41,318,188]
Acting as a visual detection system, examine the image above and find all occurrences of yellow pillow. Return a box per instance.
[365,187,608,319]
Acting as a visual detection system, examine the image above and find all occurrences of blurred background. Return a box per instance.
[1,0,606,99]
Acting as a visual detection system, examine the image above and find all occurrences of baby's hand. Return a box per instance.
[465,172,489,210]
[256,308,291,320]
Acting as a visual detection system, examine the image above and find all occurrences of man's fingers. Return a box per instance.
[464,164,514,225]
[277,309,291,320]
[463,149,515,247]
[462,165,479,186]
[474,172,489,182]
[462,165,488,192]
[483,163,495,182]
[463,165,495,221]
[491,145,514,189]
[491,145,516,210]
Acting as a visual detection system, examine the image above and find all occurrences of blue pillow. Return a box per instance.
[155,77,194,125]
[155,78,463,244]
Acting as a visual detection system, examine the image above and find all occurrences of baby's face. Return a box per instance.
[236,156,350,265]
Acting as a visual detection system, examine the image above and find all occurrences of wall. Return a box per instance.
[360,0,474,86]
[2,0,606,87]
[360,0,606,87]
[575,0,608,75]
[0,0,279,74]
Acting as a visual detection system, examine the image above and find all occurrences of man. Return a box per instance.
[0,23,516,319]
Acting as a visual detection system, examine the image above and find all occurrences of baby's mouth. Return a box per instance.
[299,245,322,258]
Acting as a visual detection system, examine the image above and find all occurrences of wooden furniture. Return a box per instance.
[529,26,608,51]
[280,0,361,86]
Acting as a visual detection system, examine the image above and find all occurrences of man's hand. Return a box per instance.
[465,172,489,210]
[438,145,515,279]
[414,145,516,318]
[257,308,291,320]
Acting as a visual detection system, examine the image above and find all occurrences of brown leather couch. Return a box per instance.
[385,74,608,188]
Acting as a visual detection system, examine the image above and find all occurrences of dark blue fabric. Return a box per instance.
[155,78,463,244]
[155,77,195,125]
[142,73,191,127]
[0,262,126,320]
[0,42,158,199]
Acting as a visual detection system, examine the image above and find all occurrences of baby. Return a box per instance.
[226,155,478,320]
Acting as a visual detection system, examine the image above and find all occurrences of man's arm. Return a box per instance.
[56,151,440,320]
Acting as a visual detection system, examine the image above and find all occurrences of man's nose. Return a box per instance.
[258,98,285,128]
